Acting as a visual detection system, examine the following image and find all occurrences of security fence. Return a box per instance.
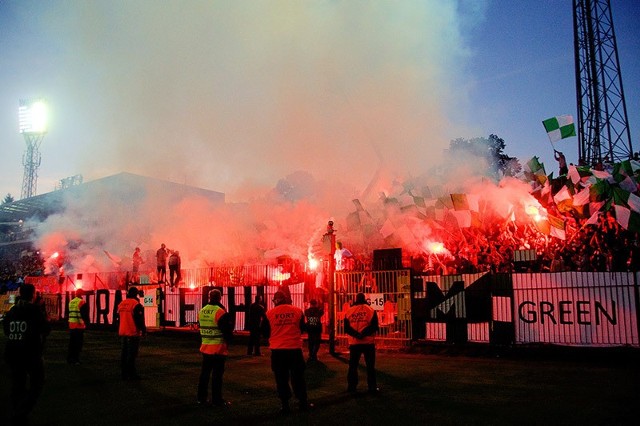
[414,271,639,347]
[333,269,413,351]
[4,268,639,348]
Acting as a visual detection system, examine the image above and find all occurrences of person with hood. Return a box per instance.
[117,286,146,380]
[263,290,312,414]
[344,292,380,394]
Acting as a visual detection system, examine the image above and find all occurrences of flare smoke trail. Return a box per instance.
[10,1,499,272]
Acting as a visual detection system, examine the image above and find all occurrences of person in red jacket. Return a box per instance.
[264,290,312,414]
[117,286,146,380]
[344,292,380,394]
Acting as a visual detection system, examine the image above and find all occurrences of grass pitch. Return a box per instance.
[1,326,638,425]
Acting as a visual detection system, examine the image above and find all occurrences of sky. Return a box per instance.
[1,0,639,202]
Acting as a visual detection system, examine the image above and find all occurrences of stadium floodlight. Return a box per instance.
[18,98,48,199]
[19,98,48,134]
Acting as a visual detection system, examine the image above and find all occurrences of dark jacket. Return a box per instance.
[3,298,51,361]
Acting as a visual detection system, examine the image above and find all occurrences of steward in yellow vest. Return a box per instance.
[67,288,89,365]
[197,289,233,406]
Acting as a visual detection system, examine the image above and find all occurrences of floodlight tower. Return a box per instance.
[18,98,48,199]
[573,0,633,166]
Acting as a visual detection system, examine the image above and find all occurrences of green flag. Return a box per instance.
[543,115,576,143]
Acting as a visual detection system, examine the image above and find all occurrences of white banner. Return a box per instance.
[513,272,638,346]
[366,293,385,311]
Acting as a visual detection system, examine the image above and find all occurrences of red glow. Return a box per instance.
[308,256,319,271]
[525,203,546,222]
[426,241,445,254]
[272,271,291,282]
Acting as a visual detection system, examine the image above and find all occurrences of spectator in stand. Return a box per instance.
[334,241,353,271]
[156,243,168,284]
[132,247,144,274]
[168,250,181,288]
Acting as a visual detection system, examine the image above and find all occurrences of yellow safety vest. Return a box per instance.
[68,297,85,329]
[198,304,227,355]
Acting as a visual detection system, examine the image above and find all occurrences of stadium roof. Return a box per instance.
[0,172,225,224]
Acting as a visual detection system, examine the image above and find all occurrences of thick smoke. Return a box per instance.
[23,2,515,273]
[37,1,474,196]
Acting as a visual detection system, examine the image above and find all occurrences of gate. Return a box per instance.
[333,269,413,352]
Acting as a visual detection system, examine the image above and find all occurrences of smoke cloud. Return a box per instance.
[36,1,475,197]
[19,1,508,274]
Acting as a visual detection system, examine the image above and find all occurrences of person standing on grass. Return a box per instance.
[304,299,323,361]
[344,292,380,394]
[197,289,233,407]
[117,286,146,380]
[3,283,51,425]
[67,288,89,365]
[247,294,266,356]
[264,290,313,414]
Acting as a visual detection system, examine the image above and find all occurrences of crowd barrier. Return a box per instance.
[1,269,638,349]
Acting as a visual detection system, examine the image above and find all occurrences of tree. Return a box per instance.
[2,193,14,204]
[447,134,521,179]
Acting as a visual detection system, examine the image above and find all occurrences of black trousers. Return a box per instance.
[307,330,322,359]
[247,327,262,355]
[121,336,140,379]
[157,265,166,282]
[67,329,84,363]
[7,355,45,421]
[169,265,180,286]
[348,344,377,391]
[197,354,226,404]
[270,349,307,405]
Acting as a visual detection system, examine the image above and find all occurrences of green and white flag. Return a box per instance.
[542,115,576,143]
[614,205,640,233]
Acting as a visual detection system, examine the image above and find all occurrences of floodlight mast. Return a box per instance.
[19,99,47,199]
[573,0,633,166]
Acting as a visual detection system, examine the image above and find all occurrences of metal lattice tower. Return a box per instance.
[21,133,44,199]
[573,0,633,166]
[18,98,47,200]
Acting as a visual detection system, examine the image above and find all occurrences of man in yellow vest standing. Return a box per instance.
[67,288,89,365]
[197,289,233,407]
[264,290,312,414]
[118,286,146,380]
[344,292,380,394]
